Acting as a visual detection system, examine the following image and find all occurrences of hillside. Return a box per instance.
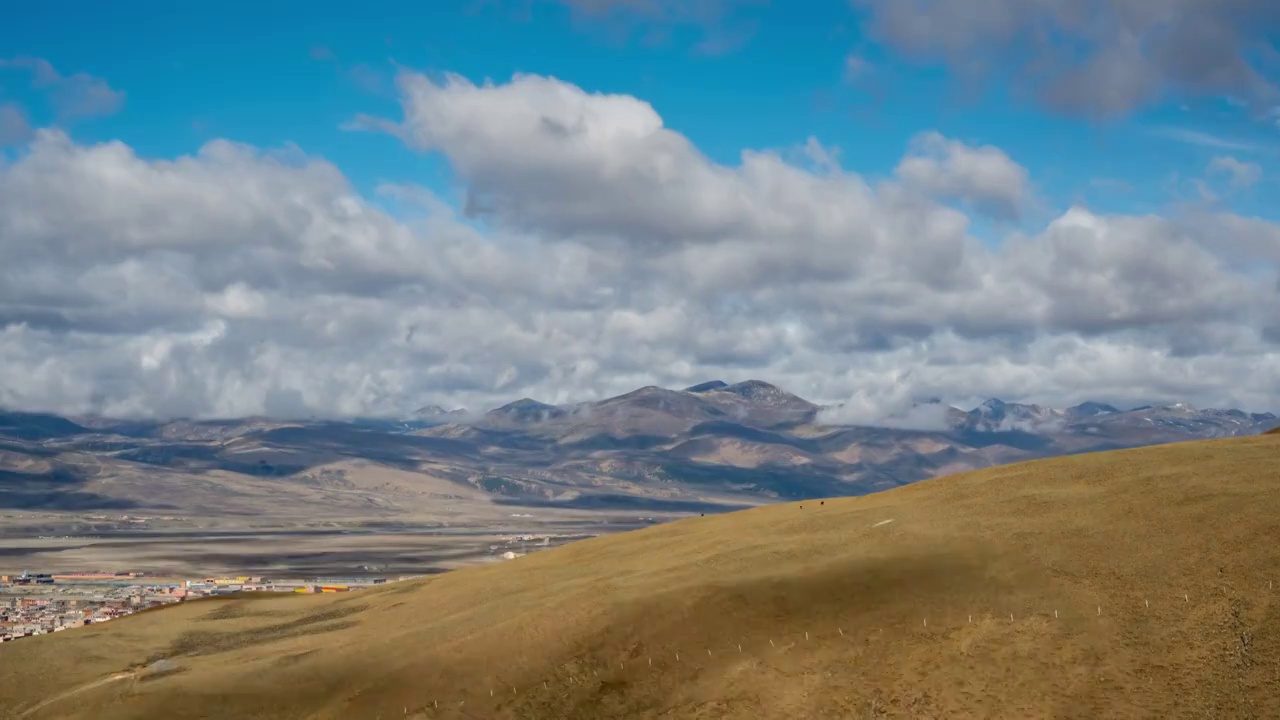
[2,434,1278,719]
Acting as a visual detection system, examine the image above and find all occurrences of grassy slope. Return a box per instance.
[1,435,1278,719]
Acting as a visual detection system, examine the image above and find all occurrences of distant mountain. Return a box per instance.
[412,404,468,422]
[954,399,1066,433]
[0,383,1275,519]
[482,398,569,427]
[717,380,815,409]
[1066,401,1120,419]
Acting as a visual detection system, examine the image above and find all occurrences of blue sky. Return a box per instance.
[3,0,1275,226]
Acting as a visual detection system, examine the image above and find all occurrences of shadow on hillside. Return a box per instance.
[495,494,749,514]
[0,468,149,510]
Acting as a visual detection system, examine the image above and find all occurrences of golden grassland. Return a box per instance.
[2,434,1278,719]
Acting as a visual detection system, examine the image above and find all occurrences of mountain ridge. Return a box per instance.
[0,380,1274,522]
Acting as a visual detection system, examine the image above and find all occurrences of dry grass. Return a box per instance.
[2,435,1279,719]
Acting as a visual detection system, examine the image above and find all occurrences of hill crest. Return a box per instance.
[3,434,1278,719]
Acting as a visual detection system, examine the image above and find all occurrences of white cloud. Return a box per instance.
[1,72,1279,421]
[895,131,1031,220]
[1208,155,1263,188]
[0,103,32,145]
[0,57,125,120]
[1150,126,1264,152]
[853,0,1280,117]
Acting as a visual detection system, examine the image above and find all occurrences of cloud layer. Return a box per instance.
[853,0,1280,117]
[2,70,1279,419]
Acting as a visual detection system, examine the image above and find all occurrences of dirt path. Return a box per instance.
[18,671,135,719]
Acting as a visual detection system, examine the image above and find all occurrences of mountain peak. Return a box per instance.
[495,398,555,412]
[684,380,728,393]
[1067,401,1120,418]
[723,380,782,398]
[718,380,817,411]
[484,398,568,424]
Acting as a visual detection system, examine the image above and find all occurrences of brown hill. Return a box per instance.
[2,435,1279,719]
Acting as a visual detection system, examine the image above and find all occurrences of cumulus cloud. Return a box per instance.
[2,71,1280,420]
[0,57,125,120]
[853,0,1280,118]
[0,103,31,145]
[350,71,758,245]
[1208,155,1263,188]
[895,131,1031,220]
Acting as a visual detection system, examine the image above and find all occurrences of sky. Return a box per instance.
[1,0,1279,421]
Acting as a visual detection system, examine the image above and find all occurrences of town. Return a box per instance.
[0,570,408,643]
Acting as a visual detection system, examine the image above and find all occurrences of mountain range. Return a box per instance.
[1,380,1275,524]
